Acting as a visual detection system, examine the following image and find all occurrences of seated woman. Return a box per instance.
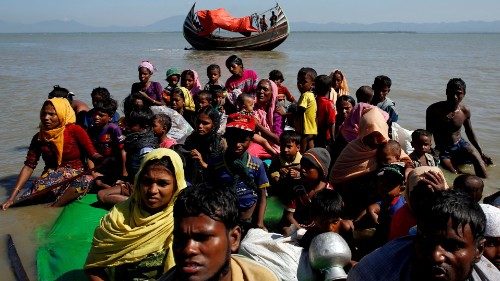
[182,106,226,185]
[1,98,102,210]
[85,148,187,280]
[131,61,164,106]
[247,79,283,159]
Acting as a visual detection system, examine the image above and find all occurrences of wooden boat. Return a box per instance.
[183,3,290,51]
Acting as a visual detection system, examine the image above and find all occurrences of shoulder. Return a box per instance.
[231,255,279,281]
[427,101,445,112]
[460,104,471,117]
[248,155,265,170]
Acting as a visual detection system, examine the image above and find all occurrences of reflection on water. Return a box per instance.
[0,32,499,280]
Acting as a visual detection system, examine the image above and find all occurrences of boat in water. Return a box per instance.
[183,3,290,51]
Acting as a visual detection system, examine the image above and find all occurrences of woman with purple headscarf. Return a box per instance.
[131,61,164,106]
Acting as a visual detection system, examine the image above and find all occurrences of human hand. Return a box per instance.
[481,153,493,165]
[340,219,355,233]
[1,198,15,210]
[420,170,447,192]
[256,222,268,232]
[279,167,289,176]
[190,149,207,168]
[367,203,381,224]
[276,105,287,116]
[289,168,301,179]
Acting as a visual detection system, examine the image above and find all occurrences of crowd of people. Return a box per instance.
[1,54,499,281]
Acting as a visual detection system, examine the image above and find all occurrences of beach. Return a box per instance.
[0,31,499,280]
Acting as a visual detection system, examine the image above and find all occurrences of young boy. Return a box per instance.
[372,75,398,123]
[83,87,120,129]
[207,113,269,230]
[409,129,438,167]
[355,85,374,104]
[269,69,295,105]
[162,68,181,104]
[453,174,484,203]
[195,90,212,112]
[204,64,224,90]
[314,75,336,148]
[296,67,318,152]
[281,147,331,234]
[88,99,127,190]
[268,131,302,198]
[152,113,176,149]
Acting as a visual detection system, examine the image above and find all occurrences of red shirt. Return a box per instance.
[388,203,417,240]
[316,96,336,145]
[277,84,295,102]
[25,123,99,170]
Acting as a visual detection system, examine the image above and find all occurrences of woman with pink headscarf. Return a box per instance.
[180,69,202,97]
[131,61,164,106]
[248,79,283,159]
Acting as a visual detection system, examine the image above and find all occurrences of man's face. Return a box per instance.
[413,219,484,281]
[446,87,465,106]
[483,236,500,270]
[173,214,241,281]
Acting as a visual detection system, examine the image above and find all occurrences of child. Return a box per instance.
[281,147,331,234]
[162,68,181,104]
[296,67,318,152]
[453,174,484,203]
[268,131,302,199]
[88,99,126,190]
[409,129,438,167]
[236,93,278,157]
[196,90,213,112]
[269,69,295,105]
[97,108,158,205]
[180,69,202,97]
[207,113,269,230]
[372,75,398,123]
[152,113,176,149]
[204,64,224,90]
[83,87,120,128]
[210,85,227,114]
[170,87,196,128]
[355,85,374,104]
[377,139,403,166]
[329,69,350,104]
[314,75,336,148]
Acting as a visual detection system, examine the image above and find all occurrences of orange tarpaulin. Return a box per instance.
[196,8,259,36]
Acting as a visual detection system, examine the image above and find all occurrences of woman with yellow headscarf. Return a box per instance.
[1,97,102,210]
[85,148,187,281]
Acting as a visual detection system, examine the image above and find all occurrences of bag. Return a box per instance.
[151,106,194,144]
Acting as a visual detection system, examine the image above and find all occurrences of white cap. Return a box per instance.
[480,204,500,237]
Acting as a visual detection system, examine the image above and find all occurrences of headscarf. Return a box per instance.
[138,61,156,74]
[184,106,224,159]
[340,102,389,142]
[179,87,196,112]
[188,69,202,96]
[404,166,449,203]
[39,98,76,165]
[85,148,186,271]
[255,79,279,130]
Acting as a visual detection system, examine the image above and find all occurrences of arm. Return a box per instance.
[121,148,128,178]
[255,188,267,230]
[284,210,301,230]
[190,149,208,169]
[84,267,109,281]
[255,123,280,144]
[2,165,35,210]
[463,107,492,164]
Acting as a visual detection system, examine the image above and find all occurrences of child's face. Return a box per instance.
[127,123,143,133]
[338,100,354,120]
[197,97,210,110]
[297,73,314,94]
[92,110,111,127]
[91,93,104,107]
[182,74,195,90]
[207,69,221,84]
[273,79,283,87]
[196,113,214,136]
[375,85,390,102]
[170,94,185,112]
[300,158,320,183]
[167,75,179,86]
[226,133,252,157]
[412,135,432,155]
[138,67,151,83]
[216,92,225,106]
[281,141,299,161]
[333,73,343,90]
[152,118,165,138]
[239,97,254,112]
[376,178,403,201]
[228,63,243,76]
[378,146,401,165]
[133,98,145,110]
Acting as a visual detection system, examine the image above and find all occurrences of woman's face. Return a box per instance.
[333,73,343,90]
[256,80,273,106]
[338,100,353,120]
[197,113,214,136]
[228,63,243,76]
[140,165,176,214]
[40,103,60,130]
[139,67,151,84]
[182,74,195,90]
[170,93,185,112]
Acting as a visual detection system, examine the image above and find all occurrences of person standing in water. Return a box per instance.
[426,78,492,178]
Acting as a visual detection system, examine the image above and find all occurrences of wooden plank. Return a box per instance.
[7,234,30,281]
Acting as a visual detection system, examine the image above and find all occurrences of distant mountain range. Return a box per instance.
[1,16,500,33]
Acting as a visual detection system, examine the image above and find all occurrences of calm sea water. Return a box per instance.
[1,32,499,279]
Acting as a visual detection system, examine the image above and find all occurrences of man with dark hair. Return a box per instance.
[158,186,278,281]
[347,189,500,281]
[426,78,492,178]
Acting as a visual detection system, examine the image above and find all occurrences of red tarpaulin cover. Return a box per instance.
[196,8,259,36]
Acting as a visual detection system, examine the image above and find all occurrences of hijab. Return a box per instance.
[255,79,278,129]
[85,148,186,270]
[39,98,76,165]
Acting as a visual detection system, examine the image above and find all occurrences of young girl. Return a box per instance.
[183,106,225,185]
[280,147,332,234]
[152,113,176,149]
[237,93,278,157]
[169,87,196,128]
[131,61,164,106]
[329,69,350,104]
[180,69,202,97]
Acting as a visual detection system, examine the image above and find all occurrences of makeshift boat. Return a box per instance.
[183,3,290,51]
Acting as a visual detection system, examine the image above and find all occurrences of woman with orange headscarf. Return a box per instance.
[1,97,103,210]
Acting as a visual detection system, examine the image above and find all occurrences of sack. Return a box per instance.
[391,122,414,155]
[151,106,194,144]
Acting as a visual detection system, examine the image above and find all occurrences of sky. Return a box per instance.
[1,0,500,26]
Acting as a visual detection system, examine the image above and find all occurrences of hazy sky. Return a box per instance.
[2,0,499,26]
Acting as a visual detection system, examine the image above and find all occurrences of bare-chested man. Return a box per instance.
[426,78,492,178]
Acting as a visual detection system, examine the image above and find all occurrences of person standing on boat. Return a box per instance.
[259,15,268,32]
[1,98,104,210]
[224,55,259,114]
[270,11,278,27]
[131,61,164,106]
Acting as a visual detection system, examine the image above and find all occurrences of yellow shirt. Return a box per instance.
[297,91,317,135]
